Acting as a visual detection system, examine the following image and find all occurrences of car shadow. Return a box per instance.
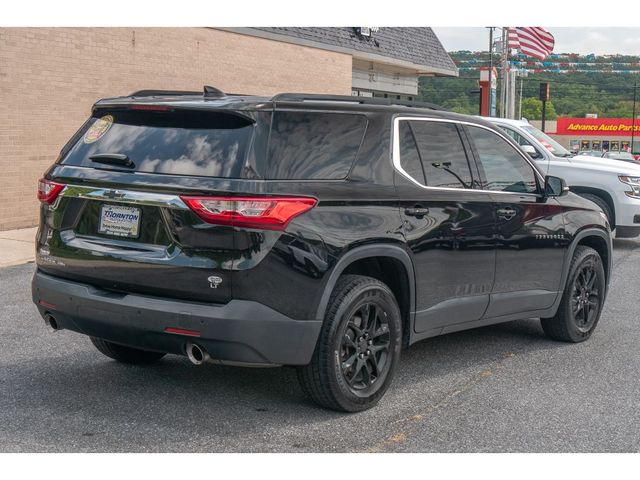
[4,316,575,448]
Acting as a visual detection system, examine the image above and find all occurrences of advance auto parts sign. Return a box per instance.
[83,115,114,144]
[556,117,640,136]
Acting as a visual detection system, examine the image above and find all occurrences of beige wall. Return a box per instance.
[0,27,353,231]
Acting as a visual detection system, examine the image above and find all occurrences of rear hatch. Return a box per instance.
[37,102,268,304]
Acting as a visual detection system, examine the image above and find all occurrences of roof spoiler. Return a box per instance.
[129,85,228,98]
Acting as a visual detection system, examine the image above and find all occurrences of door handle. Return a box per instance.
[497,207,517,220]
[405,207,430,218]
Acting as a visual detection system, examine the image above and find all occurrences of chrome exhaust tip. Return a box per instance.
[43,313,60,332]
[186,342,210,366]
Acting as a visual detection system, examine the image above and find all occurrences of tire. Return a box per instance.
[297,274,402,412]
[90,337,166,364]
[578,193,613,228]
[541,246,606,343]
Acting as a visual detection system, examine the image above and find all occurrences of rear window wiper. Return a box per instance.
[89,153,134,168]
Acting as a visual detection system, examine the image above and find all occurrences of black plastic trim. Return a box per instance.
[615,226,640,238]
[32,271,322,366]
[314,244,416,324]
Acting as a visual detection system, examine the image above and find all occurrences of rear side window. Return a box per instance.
[397,120,473,189]
[397,121,426,185]
[60,109,255,178]
[267,111,367,180]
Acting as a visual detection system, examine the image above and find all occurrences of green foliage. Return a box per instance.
[520,97,557,120]
[418,52,640,118]
[417,76,478,115]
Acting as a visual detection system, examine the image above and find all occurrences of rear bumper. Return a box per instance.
[31,271,322,366]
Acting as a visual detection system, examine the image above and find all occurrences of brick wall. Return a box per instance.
[0,27,353,231]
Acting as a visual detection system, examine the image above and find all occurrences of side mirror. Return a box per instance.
[545,175,569,197]
[521,144,541,159]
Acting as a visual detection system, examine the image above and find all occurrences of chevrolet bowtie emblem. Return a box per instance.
[104,190,126,199]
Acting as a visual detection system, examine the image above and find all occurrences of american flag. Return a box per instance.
[507,27,555,60]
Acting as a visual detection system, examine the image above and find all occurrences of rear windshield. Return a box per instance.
[60,109,255,177]
[267,111,367,180]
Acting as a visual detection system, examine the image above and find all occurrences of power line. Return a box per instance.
[434,76,639,90]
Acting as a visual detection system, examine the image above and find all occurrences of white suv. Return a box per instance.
[486,117,640,238]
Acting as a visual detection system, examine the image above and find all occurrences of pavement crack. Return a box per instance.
[363,352,516,453]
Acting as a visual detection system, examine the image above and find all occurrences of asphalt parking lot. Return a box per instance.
[2,238,640,453]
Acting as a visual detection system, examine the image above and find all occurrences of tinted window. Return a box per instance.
[60,109,255,177]
[267,111,367,180]
[498,126,532,147]
[397,121,426,185]
[467,126,538,194]
[402,120,473,189]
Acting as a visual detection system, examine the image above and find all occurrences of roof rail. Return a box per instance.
[271,93,444,111]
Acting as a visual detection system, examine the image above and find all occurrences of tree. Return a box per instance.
[421,52,640,119]
[607,101,634,118]
[520,97,557,121]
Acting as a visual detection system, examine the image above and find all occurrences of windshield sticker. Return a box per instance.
[83,115,114,144]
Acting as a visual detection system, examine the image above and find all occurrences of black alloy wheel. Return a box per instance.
[339,302,392,394]
[297,274,402,412]
[541,246,605,342]
[570,263,601,333]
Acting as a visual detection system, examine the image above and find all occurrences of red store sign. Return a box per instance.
[556,118,640,136]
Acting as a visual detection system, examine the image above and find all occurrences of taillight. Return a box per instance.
[180,196,317,231]
[37,178,65,204]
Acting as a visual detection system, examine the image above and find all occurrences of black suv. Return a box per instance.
[32,88,612,412]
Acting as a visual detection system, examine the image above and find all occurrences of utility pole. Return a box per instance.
[500,27,509,118]
[632,81,637,154]
[488,27,494,117]
[540,82,550,132]
[518,76,524,120]
[508,69,517,119]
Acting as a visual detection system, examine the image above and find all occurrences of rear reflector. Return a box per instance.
[37,178,65,204]
[180,196,317,231]
[164,327,201,337]
[38,300,57,310]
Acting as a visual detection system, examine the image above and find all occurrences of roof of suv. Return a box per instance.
[93,87,501,131]
[483,117,532,127]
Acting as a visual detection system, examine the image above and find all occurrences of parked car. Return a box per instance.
[486,117,640,238]
[602,151,639,164]
[33,90,612,412]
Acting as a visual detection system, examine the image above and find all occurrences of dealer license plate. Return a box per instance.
[98,205,141,238]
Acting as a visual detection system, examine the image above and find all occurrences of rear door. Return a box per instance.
[38,106,266,304]
[394,117,496,334]
[463,124,567,318]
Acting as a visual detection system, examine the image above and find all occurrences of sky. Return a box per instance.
[433,28,640,55]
